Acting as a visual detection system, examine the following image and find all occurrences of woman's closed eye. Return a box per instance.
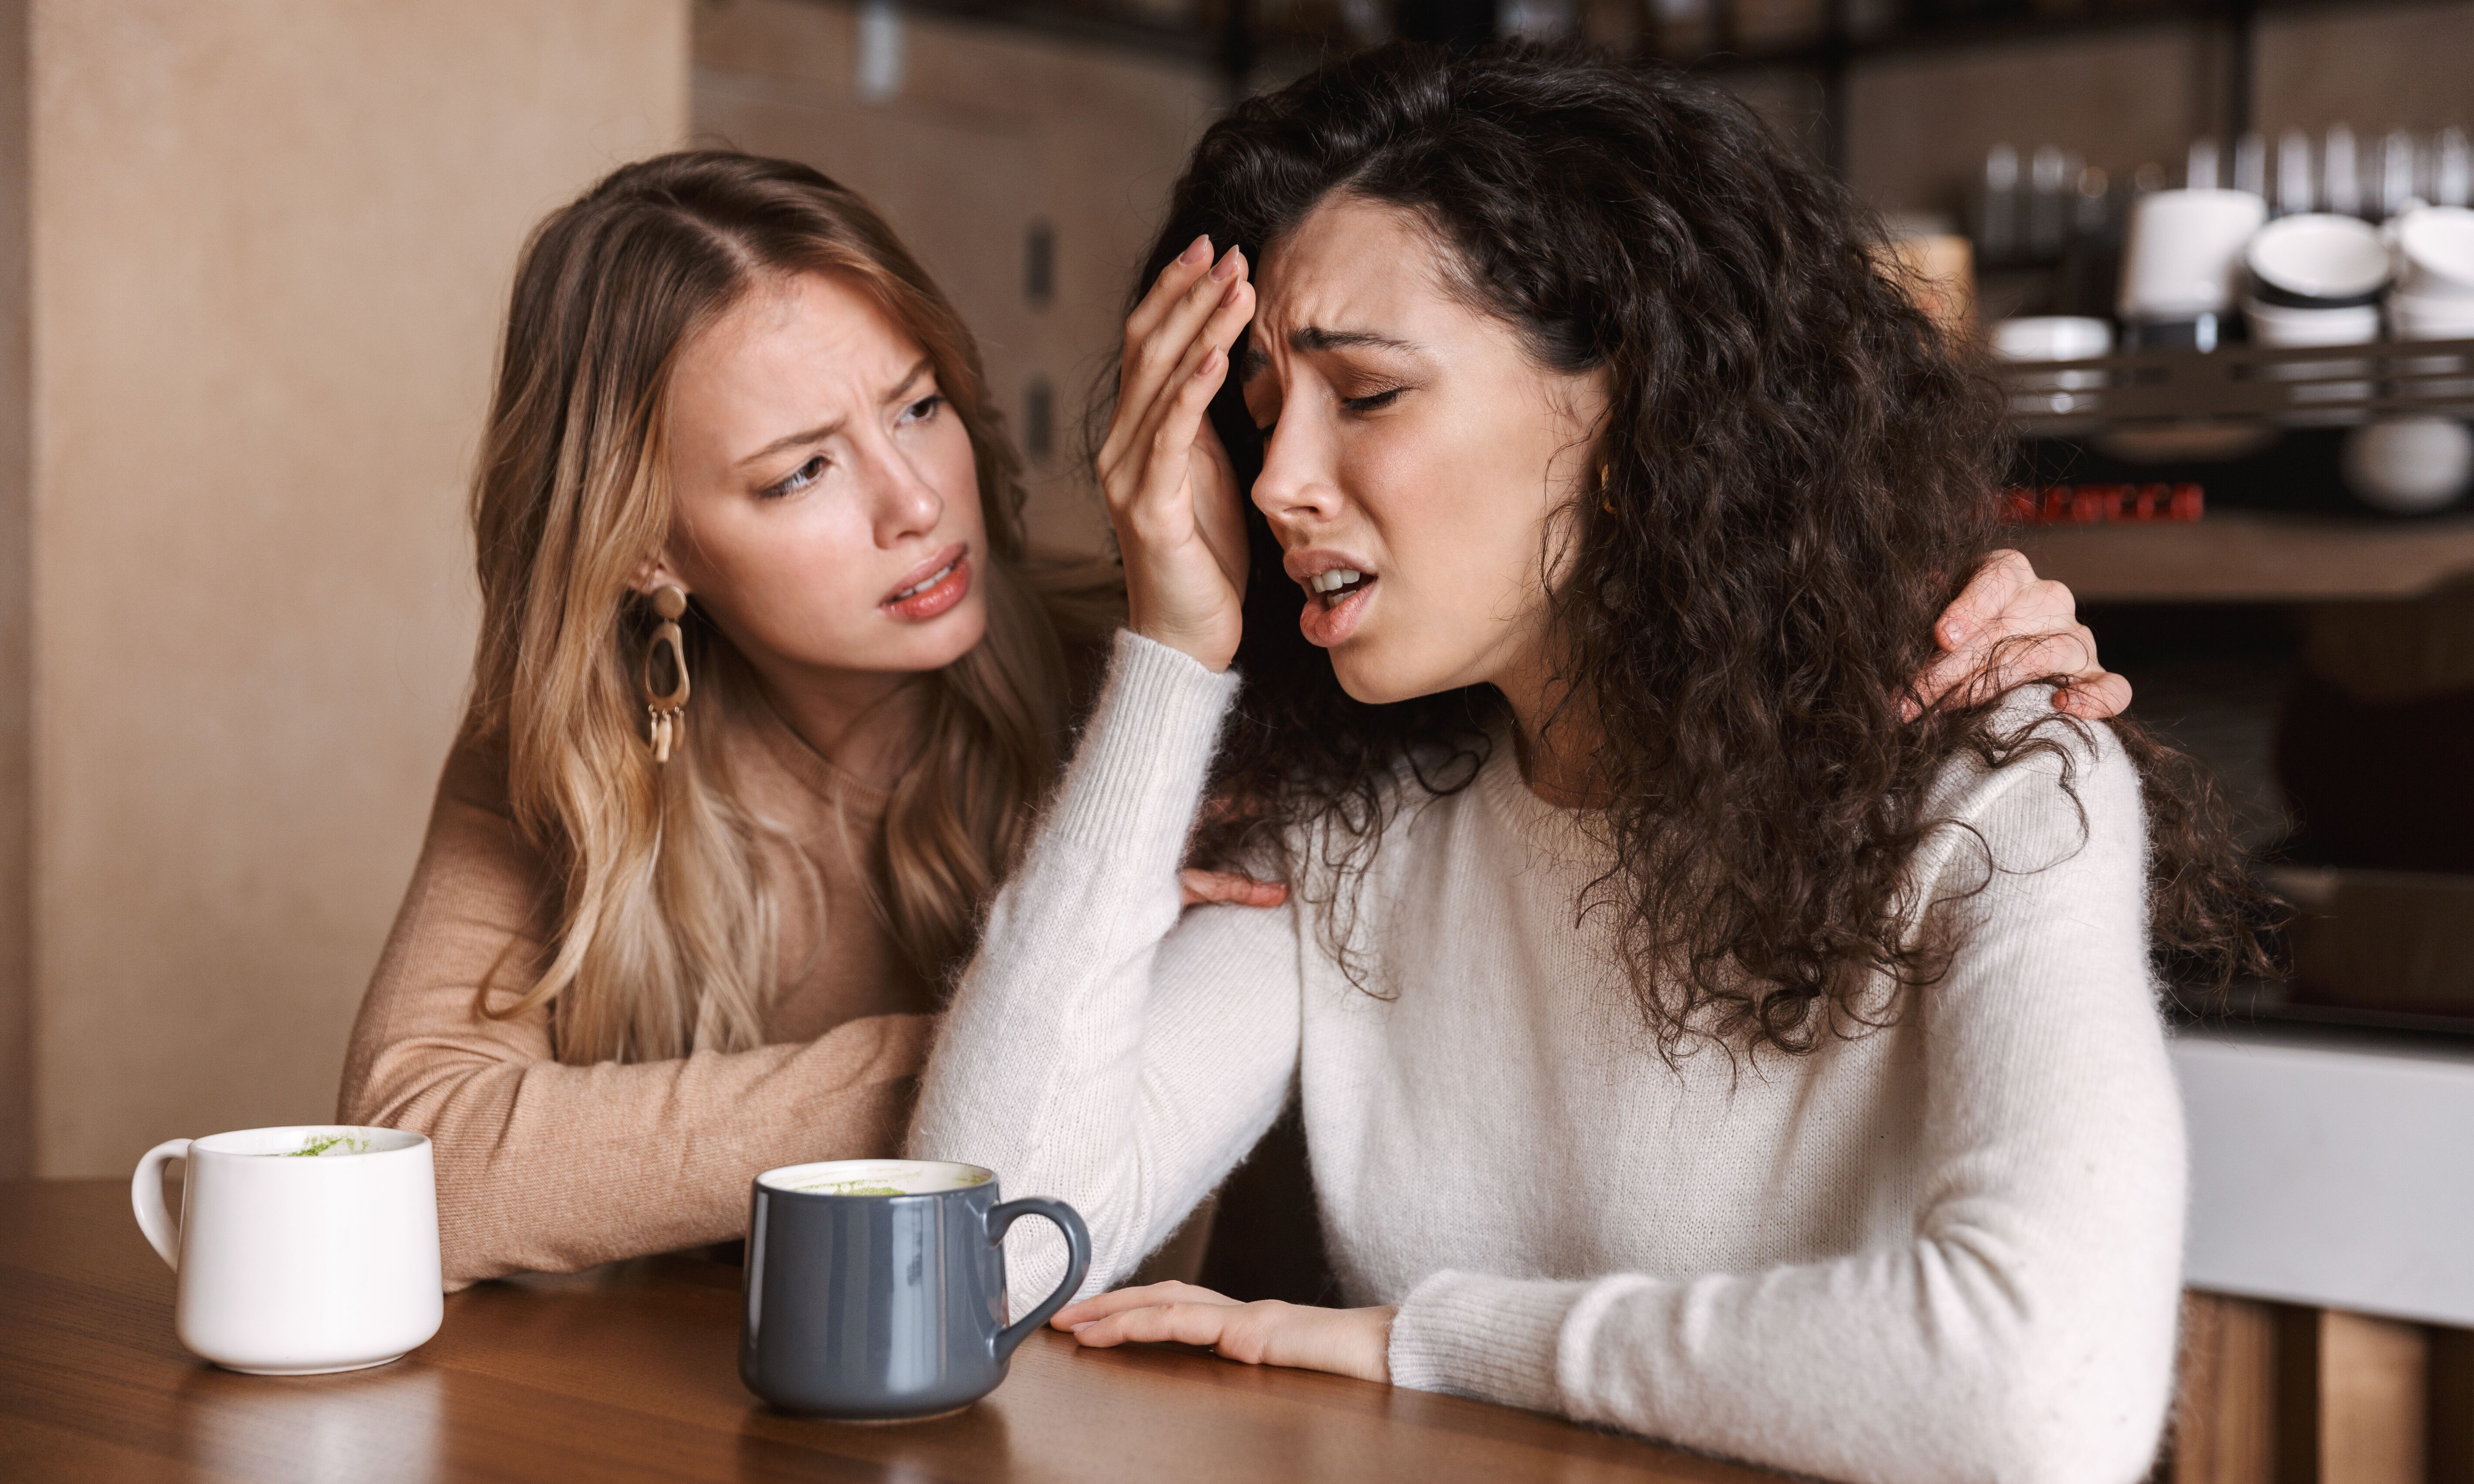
[761,453,829,500]
[1252,387,1400,433]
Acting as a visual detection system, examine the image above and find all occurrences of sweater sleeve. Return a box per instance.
[336,743,930,1290]
[908,632,1306,1314]
[1387,721,2185,1484]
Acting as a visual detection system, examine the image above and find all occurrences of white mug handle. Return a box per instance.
[131,1138,193,1270]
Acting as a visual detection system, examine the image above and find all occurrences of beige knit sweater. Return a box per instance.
[339,699,934,1288]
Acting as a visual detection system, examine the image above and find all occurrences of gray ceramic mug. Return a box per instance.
[740,1158,1092,1420]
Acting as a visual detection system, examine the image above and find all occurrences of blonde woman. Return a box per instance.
[341,150,2122,1288]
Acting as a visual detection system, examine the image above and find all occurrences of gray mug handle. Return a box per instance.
[987,1197,1091,1363]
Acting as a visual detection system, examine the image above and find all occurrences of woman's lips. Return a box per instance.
[882,549,971,622]
[1297,572,1375,648]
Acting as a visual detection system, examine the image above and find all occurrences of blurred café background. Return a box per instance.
[1,0,2471,1477]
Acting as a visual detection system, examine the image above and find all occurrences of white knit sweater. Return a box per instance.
[911,633,2185,1484]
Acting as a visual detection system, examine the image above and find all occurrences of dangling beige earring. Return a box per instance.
[641,585,691,764]
[1600,463,1617,516]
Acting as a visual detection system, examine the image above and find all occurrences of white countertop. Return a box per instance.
[2174,1023,2474,1325]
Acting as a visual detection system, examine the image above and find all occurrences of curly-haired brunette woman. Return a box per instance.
[911,46,2264,1483]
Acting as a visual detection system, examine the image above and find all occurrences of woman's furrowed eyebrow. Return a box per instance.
[1291,326,1420,354]
[880,357,934,406]
[732,358,935,470]
[1239,326,1423,384]
[736,416,843,469]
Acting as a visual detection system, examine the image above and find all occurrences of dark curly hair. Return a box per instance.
[1121,42,2275,1057]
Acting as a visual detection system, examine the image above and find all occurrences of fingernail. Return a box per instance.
[1211,248,1240,282]
[1071,1322,1097,1334]
[1180,235,1210,266]
[1941,620,1968,646]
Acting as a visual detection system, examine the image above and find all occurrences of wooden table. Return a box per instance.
[1,1180,1772,1483]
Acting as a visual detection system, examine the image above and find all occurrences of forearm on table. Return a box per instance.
[911,632,1293,1302]
[349,1013,930,1287]
[1393,1200,2177,1484]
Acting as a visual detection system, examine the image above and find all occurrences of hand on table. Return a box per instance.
[1096,236,1256,674]
[1908,549,2129,720]
[1054,1281,1395,1384]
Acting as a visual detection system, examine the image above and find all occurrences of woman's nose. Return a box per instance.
[1251,418,1343,526]
[868,442,946,545]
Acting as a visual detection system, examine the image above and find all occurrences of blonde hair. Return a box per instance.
[464,151,1104,1064]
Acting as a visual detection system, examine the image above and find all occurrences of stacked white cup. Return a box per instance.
[2353,204,2474,512]
[1990,315,2113,417]
[2241,213,2387,426]
[2389,205,2474,339]
[2117,188,2267,350]
[2242,213,2388,346]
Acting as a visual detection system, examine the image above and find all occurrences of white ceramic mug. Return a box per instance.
[2118,188,2268,319]
[131,1125,443,1374]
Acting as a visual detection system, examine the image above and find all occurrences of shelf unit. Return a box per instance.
[2000,336,2474,436]
[1996,337,2474,601]
[2010,509,2474,602]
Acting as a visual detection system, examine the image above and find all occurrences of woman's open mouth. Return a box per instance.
[1295,565,1376,647]
[881,545,972,622]
[1306,568,1374,609]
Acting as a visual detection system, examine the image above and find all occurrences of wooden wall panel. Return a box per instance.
[2168,1295,2470,1484]
[2313,1311,2427,1484]
[2175,1292,2278,1484]
[2432,1326,2474,1484]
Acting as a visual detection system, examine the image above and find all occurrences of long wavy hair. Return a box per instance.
[1145,45,2274,1057]
[466,151,1106,1065]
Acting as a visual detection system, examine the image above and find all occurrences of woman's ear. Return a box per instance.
[629,555,688,599]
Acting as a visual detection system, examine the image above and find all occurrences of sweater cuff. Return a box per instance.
[1047,631,1242,871]
[1388,1269,1586,1416]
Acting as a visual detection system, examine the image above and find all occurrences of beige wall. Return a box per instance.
[24,2,688,1176]
[694,0,1221,554]
[0,0,27,1180]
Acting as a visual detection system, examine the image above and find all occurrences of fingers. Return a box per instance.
[1070,1300,1286,1364]
[1053,1281,1239,1331]
[1911,571,2086,713]
[1104,247,1253,490]
[1179,869,1290,909]
[1935,548,2040,651]
[1985,625,2098,689]
[1908,639,1991,714]
[1122,235,1215,351]
[1911,628,2079,713]
[1107,269,1254,511]
[2055,669,2133,719]
[1908,617,2132,720]
[1121,335,1237,540]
